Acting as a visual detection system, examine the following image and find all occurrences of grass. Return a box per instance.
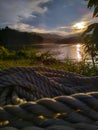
[0,58,98,76]
[0,46,98,76]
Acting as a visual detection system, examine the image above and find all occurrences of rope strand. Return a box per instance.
[0,66,98,130]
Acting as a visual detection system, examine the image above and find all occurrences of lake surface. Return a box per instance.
[32,43,84,61]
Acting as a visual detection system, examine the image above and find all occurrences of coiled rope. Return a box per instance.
[0,66,98,130]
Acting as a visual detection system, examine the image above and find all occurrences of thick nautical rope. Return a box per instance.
[0,66,98,106]
[2,123,98,130]
[0,92,98,127]
[0,67,98,130]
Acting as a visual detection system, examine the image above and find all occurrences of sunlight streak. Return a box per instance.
[76,44,82,61]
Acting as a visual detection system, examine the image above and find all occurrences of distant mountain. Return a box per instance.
[39,33,82,44]
[39,33,64,43]
[0,27,82,50]
[0,27,43,49]
[56,35,82,44]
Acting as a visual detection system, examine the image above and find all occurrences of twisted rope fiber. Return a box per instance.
[0,67,98,100]
[1,67,98,130]
[1,92,98,129]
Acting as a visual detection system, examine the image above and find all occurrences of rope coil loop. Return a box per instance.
[0,66,98,130]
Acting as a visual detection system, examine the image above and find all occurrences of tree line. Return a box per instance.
[0,26,43,50]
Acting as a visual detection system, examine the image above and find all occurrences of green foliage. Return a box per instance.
[82,33,98,67]
[0,46,98,76]
[0,46,10,59]
[85,0,98,17]
[83,23,98,49]
[37,51,54,62]
[83,0,98,67]
[49,58,98,76]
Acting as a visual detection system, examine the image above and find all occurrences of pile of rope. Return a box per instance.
[0,66,98,130]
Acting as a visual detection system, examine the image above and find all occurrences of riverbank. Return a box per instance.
[0,58,97,76]
[0,46,97,76]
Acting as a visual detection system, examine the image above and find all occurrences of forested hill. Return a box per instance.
[0,27,43,49]
[0,27,82,50]
[56,36,82,44]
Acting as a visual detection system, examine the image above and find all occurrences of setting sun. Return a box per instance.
[74,22,85,30]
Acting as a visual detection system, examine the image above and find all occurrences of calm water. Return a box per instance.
[31,43,84,61]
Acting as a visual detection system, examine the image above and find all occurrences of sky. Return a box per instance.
[0,0,97,36]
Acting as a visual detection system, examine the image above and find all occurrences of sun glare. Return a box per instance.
[76,44,82,61]
[74,22,85,30]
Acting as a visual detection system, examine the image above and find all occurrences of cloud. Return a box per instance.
[57,26,73,34]
[71,12,98,33]
[81,12,98,25]
[12,8,96,36]
[1,0,96,36]
[69,11,98,34]
[0,0,51,27]
[56,24,84,35]
[57,26,70,29]
[10,22,53,33]
[10,23,35,32]
[77,7,89,15]
[9,22,70,36]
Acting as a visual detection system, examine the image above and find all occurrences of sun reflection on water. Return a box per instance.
[38,43,83,61]
[76,44,82,61]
